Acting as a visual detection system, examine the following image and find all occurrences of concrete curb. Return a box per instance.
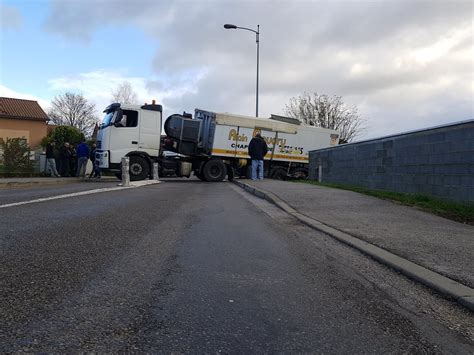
[0,177,118,189]
[0,179,77,189]
[233,179,474,312]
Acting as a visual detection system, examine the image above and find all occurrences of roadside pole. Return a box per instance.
[318,159,323,182]
[121,157,130,187]
[153,162,160,181]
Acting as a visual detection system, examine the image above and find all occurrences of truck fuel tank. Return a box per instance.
[164,114,201,143]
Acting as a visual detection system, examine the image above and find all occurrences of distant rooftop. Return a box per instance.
[0,97,49,122]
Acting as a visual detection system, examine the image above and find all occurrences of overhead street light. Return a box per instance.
[224,23,260,117]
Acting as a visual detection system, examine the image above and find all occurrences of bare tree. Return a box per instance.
[111,82,138,104]
[48,92,97,136]
[284,92,365,143]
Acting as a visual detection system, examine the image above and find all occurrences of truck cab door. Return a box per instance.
[138,109,161,157]
[110,109,140,160]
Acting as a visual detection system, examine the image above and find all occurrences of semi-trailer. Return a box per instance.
[96,101,339,181]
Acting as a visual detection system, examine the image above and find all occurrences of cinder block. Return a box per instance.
[461,175,474,187]
[383,140,393,149]
[460,151,474,164]
[449,164,469,174]
[428,132,446,143]
[432,143,447,154]
[468,188,474,203]
[443,175,462,186]
[445,128,466,141]
[431,175,443,186]
[419,144,431,155]
[447,187,464,201]
[413,175,428,185]
[402,183,416,193]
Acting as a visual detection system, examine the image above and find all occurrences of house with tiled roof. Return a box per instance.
[0,97,49,149]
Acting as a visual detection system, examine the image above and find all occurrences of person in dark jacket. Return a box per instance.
[88,143,101,178]
[59,142,72,177]
[45,141,60,177]
[248,133,268,180]
[69,144,77,177]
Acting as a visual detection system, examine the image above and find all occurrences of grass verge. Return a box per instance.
[292,180,474,225]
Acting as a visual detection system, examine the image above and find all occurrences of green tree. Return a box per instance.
[42,125,85,148]
[0,138,34,173]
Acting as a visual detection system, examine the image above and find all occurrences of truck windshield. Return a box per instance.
[100,111,116,128]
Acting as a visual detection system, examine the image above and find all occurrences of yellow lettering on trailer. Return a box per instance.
[228,129,248,142]
[252,128,287,147]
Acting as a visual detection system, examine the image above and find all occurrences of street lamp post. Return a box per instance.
[224,23,260,117]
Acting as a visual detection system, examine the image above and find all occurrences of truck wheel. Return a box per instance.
[202,159,226,182]
[129,156,150,181]
[271,167,287,180]
[293,167,308,179]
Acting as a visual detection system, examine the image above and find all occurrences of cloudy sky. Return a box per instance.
[0,0,472,140]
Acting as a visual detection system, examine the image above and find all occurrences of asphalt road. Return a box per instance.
[1,180,473,353]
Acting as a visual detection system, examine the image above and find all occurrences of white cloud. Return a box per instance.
[47,68,209,116]
[411,27,472,65]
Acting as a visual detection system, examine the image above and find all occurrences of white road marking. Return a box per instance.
[0,180,161,209]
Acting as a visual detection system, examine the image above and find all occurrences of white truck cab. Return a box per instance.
[96,101,163,179]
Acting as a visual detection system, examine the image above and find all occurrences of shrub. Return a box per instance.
[0,138,34,173]
[42,125,85,148]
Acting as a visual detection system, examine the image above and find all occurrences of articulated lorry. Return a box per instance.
[96,101,339,182]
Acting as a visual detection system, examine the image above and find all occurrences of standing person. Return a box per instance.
[59,142,72,177]
[76,139,90,178]
[69,144,77,177]
[45,141,60,177]
[88,143,101,178]
[248,133,268,180]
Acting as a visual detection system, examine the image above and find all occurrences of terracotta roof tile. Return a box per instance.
[0,97,49,122]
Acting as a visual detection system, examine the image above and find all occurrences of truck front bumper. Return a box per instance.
[96,150,109,169]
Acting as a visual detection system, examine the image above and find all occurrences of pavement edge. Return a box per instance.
[0,180,77,189]
[232,179,474,312]
[0,177,119,189]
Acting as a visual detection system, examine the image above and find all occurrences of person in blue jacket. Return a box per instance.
[76,139,90,178]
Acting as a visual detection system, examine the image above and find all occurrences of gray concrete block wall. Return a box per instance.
[309,120,474,203]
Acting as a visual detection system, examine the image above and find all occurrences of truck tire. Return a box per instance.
[129,156,150,181]
[271,167,287,180]
[293,167,308,179]
[202,159,226,182]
